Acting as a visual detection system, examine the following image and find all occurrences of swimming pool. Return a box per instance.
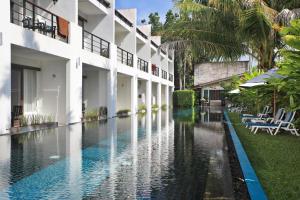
[0,108,233,199]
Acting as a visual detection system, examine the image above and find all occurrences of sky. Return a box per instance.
[115,0,174,24]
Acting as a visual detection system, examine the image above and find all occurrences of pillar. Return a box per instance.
[157,83,162,108]
[131,76,138,114]
[0,0,11,134]
[146,80,152,113]
[165,85,169,108]
[107,44,118,118]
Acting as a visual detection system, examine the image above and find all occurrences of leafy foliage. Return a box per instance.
[173,90,195,108]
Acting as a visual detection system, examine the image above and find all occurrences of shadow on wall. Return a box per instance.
[22,28,40,52]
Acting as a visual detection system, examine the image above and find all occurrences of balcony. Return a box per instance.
[161,49,167,57]
[117,47,133,67]
[82,30,110,58]
[161,69,168,80]
[169,74,174,82]
[136,28,148,40]
[10,0,69,43]
[151,40,159,49]
[137,58,148,72]
[115,10,133,27]
[97,0,110,8]
[79,0,109,16]
[152,64,159,76]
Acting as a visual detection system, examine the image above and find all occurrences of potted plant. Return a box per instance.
[138,104,147,114]
[117,109,131,118]
[152,104,159,112]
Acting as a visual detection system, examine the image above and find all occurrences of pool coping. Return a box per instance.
[224,111,268,200]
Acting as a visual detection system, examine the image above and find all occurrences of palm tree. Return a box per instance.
[164,0,300,70]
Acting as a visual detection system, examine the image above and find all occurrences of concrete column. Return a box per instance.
[146,80,152,113]
[165,85,169,108]
[131,76,138,114]
[66,58,82,124]
[66,24,83,124]
[157,83,162,108]
[107,44,118,118]
[0,0,11,134]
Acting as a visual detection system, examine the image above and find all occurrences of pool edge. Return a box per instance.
[223,111,268,200]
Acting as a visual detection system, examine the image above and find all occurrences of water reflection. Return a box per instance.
[0,107,233,200]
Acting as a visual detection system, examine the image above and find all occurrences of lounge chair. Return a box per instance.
[241,105,271,122]
[247,111,299,136]
[244,108,285,127]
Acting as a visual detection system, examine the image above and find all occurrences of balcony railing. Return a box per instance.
[151,40,159,49]
[169,74,174,82]
[137,58,148,72]
[117,47,133,67]
[162,69,168,79]
[168,55,173,60]
[136,28,148,40]
[82,30,110,58]
[10,0,69,43]
[97,0,110,8]
[161,49,167,56]
[115,10,133,27]
[152,64,159,76]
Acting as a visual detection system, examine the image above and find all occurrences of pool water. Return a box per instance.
[0,107,234,200]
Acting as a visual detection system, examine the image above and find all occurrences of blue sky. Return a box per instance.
[116,0,174,24]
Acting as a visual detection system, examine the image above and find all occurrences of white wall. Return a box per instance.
[37,0,77,23]
[138,80,147,105]
[39,61,67,124]
[83,69,108,110]
[117,75,132,111]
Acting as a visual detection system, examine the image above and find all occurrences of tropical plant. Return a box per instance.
[165,0,300,69]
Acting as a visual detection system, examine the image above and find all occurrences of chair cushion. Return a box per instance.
[246,122,277,127]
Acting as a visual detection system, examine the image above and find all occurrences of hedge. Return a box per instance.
[173,90,195,108]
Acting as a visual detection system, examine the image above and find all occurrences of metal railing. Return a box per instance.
[137,58,148,72]
[169,74,174,82]
[136,28,148,40]
[82,30,110,58]
[115,10,133,27]
[152,64,159,76]
[10,0,68,42]
[117,47,133,67]
[162,69,168,79]
[151,40,159,48]
[97,0,110,8]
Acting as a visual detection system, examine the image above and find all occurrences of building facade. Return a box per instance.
[0,0,175,134]
[194,61,249,105]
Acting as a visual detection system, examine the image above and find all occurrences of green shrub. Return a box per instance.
[161,104,167,111]
[173,90,195,108]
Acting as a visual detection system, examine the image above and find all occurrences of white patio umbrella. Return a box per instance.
[228,89,240,94]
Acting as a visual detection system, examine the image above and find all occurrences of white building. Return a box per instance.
[0,0,175,134]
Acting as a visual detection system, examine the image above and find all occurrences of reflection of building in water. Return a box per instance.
[199,106,223,123]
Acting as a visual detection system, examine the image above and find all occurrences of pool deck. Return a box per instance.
[224,111,268,200]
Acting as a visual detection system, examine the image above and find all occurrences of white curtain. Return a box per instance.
[23,69,37,114]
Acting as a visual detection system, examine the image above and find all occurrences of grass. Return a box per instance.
[228,113,300,200]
